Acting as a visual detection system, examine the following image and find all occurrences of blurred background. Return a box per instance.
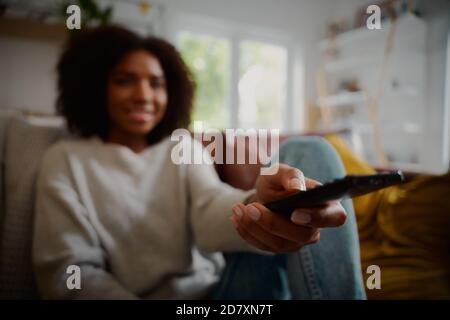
[0,0,449,174]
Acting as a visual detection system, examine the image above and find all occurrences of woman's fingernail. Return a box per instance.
[247,205,261,221]
[291,211,311,225]
[229,216,238,228]
[312,230,320,241]
[232,206,243,220]
[289,178,302,190]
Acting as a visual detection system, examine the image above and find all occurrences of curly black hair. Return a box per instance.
[56,25,195,144]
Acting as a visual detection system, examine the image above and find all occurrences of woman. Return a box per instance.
[33,26,365,299]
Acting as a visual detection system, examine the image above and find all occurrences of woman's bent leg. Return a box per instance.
[211,252,290,300]
[212,136,366,299]
[277,136,366,299]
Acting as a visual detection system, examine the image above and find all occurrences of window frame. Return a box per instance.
[168,13,299,132]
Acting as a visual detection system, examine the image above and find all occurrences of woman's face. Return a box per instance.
[106,50,168,140]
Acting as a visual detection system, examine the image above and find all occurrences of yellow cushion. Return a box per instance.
[325,134,450,299]
[324,134,385,242]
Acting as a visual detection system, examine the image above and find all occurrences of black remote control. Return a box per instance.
[264,171,404,218]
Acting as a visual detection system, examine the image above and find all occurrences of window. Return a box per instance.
[239,40,287,129]
[177,27,289,131]
[178,31,230,129]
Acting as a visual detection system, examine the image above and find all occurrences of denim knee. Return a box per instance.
[276,136,345,183]
[279,136,339,162]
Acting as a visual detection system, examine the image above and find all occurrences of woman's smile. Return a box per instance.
[126,108,156,123]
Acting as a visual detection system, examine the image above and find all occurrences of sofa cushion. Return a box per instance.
[0,115,68,298]
[325,134,450,299]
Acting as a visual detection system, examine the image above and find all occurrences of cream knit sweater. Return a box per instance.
[33,135,255,299]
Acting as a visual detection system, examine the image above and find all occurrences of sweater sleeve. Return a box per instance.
[186,139,264,254]
[33,144,138,300]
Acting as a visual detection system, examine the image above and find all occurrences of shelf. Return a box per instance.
[319,14,425,52]
[0,0,162,36]
[324,56,380,73]
[0,16,67,43]
[316,89,422,108]
[320,14,426,75]
[324,52,426,74]
[332,124,421,134]
[317,91,366,108]
[315,13,432,174]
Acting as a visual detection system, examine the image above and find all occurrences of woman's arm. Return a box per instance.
[186,139,259,254]
[186,139,346,255]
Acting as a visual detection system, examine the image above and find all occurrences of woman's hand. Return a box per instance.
[230,164,347,253]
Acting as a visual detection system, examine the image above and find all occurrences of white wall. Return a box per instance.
[1,0,448,172]
[0,13,67,114]
[0,0,338,117]
[0,35,62,113]
[418,0,450,172]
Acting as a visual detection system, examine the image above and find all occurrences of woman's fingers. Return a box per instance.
[290,201,347,228]
[231,216,303,252]
[255,164,303,203]
[278,166,306,191]
[256,163,324,204]
[229,215,273,252]
[231,203,320,252]
[241,164,347,253]
[245,203,319,244]
[304,177,322,189]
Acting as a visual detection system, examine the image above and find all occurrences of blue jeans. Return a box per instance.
[211,137,367,299]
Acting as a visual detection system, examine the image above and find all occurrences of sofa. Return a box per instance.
[0,112,71,298]
[1,112,449,299]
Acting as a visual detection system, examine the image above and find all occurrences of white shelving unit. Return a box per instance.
[317,14,428,171]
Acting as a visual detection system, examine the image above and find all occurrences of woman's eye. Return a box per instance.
[114,78,132,85]
[151,80,165,89]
